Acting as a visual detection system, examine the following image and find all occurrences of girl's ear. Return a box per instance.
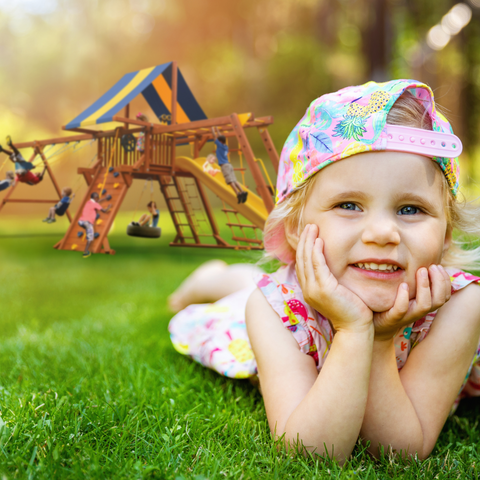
[284,221,300,251]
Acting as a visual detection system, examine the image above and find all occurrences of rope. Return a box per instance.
[0,157,9,175]
[132,180,148,221]
[254,157,275,193]
[150,179,154,202]
[72,152,98,194]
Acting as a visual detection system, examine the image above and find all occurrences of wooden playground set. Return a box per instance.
[0,61,279,255]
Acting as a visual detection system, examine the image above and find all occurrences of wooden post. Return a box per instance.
[171,61,178,126]
[194,177,226,245]
[98,136,104,166]
[124,103,130,129]
[145,128,151,171]
[193,135,200,158]
[258,127,279,173]
[0,181,18,213]
[230,114,274,212]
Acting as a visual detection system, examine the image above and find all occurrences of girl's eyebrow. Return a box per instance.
[392,193,438,212]
[328,191,370,203]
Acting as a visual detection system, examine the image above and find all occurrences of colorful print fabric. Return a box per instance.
[276,79,460,204]
[168,264,480,413]
[169,286,258,379]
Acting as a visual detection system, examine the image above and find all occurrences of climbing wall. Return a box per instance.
[54,166,129,254]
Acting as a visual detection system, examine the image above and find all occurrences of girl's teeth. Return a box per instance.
[354,263,398,272]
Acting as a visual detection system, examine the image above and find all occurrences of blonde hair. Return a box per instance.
[264,92,480,272]
[5,170,14,180]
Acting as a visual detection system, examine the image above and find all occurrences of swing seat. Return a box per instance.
[126,224,161,238]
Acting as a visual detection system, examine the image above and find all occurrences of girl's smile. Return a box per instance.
[300,151,451,312]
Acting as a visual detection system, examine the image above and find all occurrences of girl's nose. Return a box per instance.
[361,215,401,246]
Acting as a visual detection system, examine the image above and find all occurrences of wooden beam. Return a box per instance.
[112,116,153,128]
[152,116,232,135]
[38,147,72,222]
[124,103,130,129]
[4,199,60,204]
[171,61,178,125]
[258,126,279,173]
[230,113,274,212]
[62,127,102,135]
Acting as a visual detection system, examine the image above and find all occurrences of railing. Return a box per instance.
[150,133,174,167]
[99,132,174,168]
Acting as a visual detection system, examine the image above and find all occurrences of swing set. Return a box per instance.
[127,179,161,238]
[0,61,279,255]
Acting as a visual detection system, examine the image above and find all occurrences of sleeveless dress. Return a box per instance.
[168,264,480,413]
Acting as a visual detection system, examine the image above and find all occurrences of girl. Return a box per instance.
[202,154,221,177]
[132,201,160,228]
[168,79,480,463]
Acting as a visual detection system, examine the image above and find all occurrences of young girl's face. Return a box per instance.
[300,151,450,312]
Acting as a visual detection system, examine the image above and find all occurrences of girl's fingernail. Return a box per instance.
[421,268,428,277]
[402,283,409,290]
[430,265,438,272]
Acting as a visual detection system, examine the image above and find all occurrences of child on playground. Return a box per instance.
[78,192,112,258]
[0,171,15,192]
[132,201,160,228]
[169,80,480,463]
[0,136,46,185]
[211,127,248,204]
[202,154,220,177]
[136,113,148,153]
[42,188,75,223]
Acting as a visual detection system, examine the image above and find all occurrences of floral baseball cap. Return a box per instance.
[276,79,462,204]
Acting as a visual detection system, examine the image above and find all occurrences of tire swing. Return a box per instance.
[127,179,161,238]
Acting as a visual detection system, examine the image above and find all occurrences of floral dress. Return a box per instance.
[168,264,480,412]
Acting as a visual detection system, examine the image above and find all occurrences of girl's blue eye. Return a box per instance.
[398,206,419,215]
[338,203,360,211]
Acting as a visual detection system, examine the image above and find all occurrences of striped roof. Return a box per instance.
[65,62,207,130]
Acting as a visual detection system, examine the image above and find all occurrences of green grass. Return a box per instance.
[0,217,480,479]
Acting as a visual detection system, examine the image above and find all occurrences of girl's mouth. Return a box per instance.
[350,262,404,279]
[352,262,399,272]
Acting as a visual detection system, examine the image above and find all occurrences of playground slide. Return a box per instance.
[174,156,269,230]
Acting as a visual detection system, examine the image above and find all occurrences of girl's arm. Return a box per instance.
[246,289,374,464]
[246,225,376,463]
[361,282,480,459]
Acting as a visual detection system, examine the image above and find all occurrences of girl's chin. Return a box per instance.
[355,290,397,313]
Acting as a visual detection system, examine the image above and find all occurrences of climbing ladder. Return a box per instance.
[54,165,129,254]
[160,174,230,248]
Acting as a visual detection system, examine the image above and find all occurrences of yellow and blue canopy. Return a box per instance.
[65,62,207,130]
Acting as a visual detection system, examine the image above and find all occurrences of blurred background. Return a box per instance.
[1,0,480,219]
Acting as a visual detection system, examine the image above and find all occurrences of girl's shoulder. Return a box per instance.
[254,264,333,368]
[407,268,480,345]
[447,267,480,292]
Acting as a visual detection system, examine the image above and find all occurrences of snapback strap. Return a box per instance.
[385,124,462,158]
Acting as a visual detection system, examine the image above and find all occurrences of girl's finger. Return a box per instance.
[412,267,432,316]
[302,224,318,283]
[311,237,331,283]
[438,265,452,300]
[295,224,309,282]
[380,282,410,325]
[429,264,448,309]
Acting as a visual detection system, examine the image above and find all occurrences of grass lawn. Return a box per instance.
[0,214,480,479]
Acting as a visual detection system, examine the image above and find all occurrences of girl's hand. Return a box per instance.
[373,265,452,341]
[296,224,373,333]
